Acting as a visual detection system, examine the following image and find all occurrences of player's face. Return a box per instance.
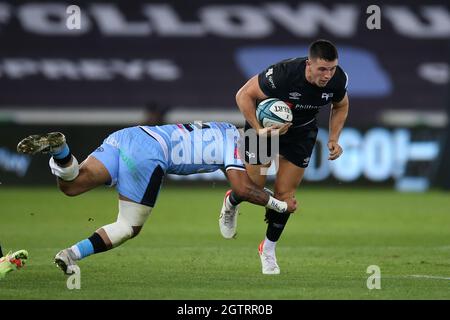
[307,58,338,87]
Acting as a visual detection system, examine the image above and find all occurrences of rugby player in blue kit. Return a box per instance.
[17,122,296,274]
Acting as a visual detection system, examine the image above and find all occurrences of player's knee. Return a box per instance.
[103,221,134,247]
[131,226,142,238]
[98,200,152,247]
[115,200,151,240]
[117,222,134,242]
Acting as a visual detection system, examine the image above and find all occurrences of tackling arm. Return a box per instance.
[236,76,292,136]
[226,169,297,213]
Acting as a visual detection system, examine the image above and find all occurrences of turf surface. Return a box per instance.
[0,186,449,299]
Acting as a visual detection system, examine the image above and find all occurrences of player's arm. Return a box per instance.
[236,76,290,136]
[226,169,297,213]
[328,93,349,160]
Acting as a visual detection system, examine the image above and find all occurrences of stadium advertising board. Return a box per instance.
[0,1,448,126]
[0,125,443,190]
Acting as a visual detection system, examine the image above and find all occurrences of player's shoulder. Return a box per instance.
[267,57,306,84]
[273,57,306,72]
[329,65,348,91]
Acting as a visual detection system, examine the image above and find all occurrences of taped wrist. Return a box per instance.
[49,156,79,181]
[265,195,287,213]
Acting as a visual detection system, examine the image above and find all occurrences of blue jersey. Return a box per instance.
[91,122,244,207]
[139,122,244,175]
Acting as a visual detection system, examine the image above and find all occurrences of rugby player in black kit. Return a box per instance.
[218,39,349,274]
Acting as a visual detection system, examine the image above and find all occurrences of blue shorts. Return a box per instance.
[90,127,167,207]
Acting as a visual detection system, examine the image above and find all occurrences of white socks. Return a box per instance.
[70,246,82,260]
[263,237,277,253]
[49,156,80,181]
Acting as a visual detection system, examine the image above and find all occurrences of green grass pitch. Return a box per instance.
[0,186,449,299]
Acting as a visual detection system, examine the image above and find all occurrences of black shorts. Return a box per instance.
[243,121,318,168]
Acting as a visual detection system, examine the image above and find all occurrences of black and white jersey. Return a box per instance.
[258,57,348,128]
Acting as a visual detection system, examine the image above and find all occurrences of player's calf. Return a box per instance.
[54,200,152,274]
[18,131,110,197]
[57,156,112,197]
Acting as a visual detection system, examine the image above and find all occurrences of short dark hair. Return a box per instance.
[309,39,338,61]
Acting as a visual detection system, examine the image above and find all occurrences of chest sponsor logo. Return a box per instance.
[322,92,334,101]
[294,104,320,110]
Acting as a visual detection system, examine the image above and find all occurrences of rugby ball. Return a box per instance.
[256,98,293,128]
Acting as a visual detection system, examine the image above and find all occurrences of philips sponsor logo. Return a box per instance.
[294,104,321,110]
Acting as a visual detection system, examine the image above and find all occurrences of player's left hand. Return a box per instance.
[262,122,292,136]
[285,197,297,213]
[327,140,343,160]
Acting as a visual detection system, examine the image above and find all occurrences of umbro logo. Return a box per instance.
[303,157,310,166]
[289,92,302,100]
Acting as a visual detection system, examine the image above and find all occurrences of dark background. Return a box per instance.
[0,0,448,187]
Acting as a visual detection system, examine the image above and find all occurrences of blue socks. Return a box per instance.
[70,233,109,260]
[71,239,94,260]
[51,143,72,166]
[51,143,70,159]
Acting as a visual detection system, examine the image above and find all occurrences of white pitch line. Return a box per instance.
[408,275,450,280]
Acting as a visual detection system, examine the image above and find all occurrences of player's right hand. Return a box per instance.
[258,122,292,136]
[285,197,297,213]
